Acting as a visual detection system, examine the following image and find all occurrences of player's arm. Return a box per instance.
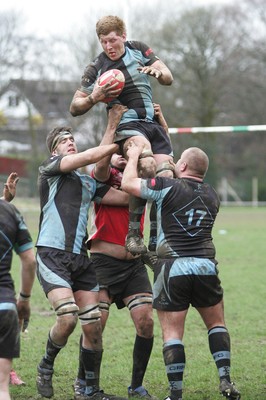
[17,247,36,331]
[60,143,119,173]
[138,59,173,85]
[62,104,127,173]
[153,103,169,133]
[69,89,94,116]
[70,79,122,117]
[121,141,142,197]
[1,172,19,202]
[101,185,129,206]
[94,104,128,182]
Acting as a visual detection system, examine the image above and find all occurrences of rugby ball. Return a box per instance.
[98,69,125,102]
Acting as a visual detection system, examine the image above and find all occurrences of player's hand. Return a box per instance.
[153,102,169,133]
[137,63,162,79]
[17,299,31,332]
[153,103,162,116]
[125,140,145,158]
[93,79,121,102]
[3,172,19,202]
[108,104,128,125]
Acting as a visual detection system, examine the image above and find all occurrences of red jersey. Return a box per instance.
[88,167,144,247]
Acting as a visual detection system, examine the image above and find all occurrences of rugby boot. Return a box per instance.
[125,233,147,255]
[219,379,241,399]
[141,251,158,271]
[36,365,54,398]
[128,385,158,400]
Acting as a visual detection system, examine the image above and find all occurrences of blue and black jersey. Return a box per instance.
[36,155,110,255]
[140,177,220,260]
[80,41,173,155]
[0,200,33,303]
[81,40,158,123]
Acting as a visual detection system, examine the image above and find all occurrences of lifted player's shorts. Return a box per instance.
[91,253,152,309]
[0,306,20,358]
[36,247,99,296]
[153,257,223,311]
[115,120,173,156]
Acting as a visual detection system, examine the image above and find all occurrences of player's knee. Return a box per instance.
[138,312,154,336]
[129,297,154,337]
[54,297,79,317]
[54,297,79,331]
[58,314,78,335]
[78,304,101,325]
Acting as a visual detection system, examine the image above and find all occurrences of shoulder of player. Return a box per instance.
[126,40,149,50]
[83,53,107,74]
[38,155,64,177]
[0,199,21,221]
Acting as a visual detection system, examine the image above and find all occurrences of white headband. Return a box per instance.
[51,131,73,152]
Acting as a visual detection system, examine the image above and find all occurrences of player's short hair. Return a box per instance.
[96,15,126,37]
[183,147,209,178]
[46,126,72,153]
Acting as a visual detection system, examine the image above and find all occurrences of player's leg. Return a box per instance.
[153,258,189,400]
[75,289,102,398]
[141,155,174,271]
[123,137,157,255]
[121,259,155,399]
[0,358,12,400]
[197,302,241,399]
[37,287,79,398]
[157,309,187,400]
[77,289,126,400]
[99,287,112,331]
[147,155,174,252]
[0,307,19,400]
[126,293,155,399]
[36,249,82,398]
[73,288,112,398]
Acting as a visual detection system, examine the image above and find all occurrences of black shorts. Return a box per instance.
[153,257,223,311]
[36,247,98,296]
[0,306,20,358]
[115,120,173,156]
[91,253,152,309]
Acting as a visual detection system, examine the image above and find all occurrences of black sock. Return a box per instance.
[148,201,157,251]
[128,196,147,237]
[163,342,185,400]
[81,347,103,395]
[131,335,154,389]
[39,332,65,370]
[208,326,231,382]
[77,334,85,380]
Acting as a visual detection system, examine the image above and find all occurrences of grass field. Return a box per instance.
[9,201,266,400]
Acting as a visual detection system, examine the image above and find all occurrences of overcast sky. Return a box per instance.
[1,0,232,38]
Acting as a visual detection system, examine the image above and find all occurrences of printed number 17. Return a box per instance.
[185,209,207,227]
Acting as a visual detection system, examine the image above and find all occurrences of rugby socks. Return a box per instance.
[131,335,154,389]
[39,333,65,370]
[77,334,85,380]
[81,347,103,395]
[163,340,185,400]
[208,326,231,383]
[128,196,147,238]
[148,201,157,251]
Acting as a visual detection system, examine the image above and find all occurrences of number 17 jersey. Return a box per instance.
[140,177,220,260]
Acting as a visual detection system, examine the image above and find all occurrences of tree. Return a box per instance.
[0,10,24,89]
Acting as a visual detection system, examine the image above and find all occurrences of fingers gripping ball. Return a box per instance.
[98,69,125,103]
